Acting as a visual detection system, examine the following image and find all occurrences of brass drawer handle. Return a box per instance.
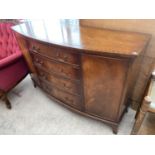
[58,58,65,63]
[63,55,68,61]
[56,52,68,62]
[32,45,35,50]
[55,50,71,63]
[56,52,60,57]
[63,83,71,90]
[58,55,68,62]
[32,45,40,51]
[35,57,43,65]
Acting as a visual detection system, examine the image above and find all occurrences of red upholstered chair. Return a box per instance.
[0,22,29,109]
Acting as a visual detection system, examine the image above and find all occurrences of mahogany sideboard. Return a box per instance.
[12,20,151,134]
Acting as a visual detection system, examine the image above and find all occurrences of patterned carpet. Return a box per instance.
[0,75,136,135]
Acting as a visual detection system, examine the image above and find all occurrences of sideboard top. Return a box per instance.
[12,20,151,58]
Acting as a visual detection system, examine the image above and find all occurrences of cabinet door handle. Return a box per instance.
[58,58,65,63]
[32,45,35,50]
[32,45,40,51]
[37,47,40,51]
[63,83,71,90]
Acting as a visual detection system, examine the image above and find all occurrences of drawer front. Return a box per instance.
[29,40,80,66]
[41,82,81,110]
[30,52,80,80]
[37,68,80,95]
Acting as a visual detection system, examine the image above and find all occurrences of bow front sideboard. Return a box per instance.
[12,20,151,134]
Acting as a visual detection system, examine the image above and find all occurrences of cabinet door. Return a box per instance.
[82,54,129,122]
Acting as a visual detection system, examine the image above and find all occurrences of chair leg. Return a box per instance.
[4,96,12,109]
[131,96,151,135]
[0,91,12,109]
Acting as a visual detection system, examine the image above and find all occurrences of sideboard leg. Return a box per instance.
[31,78,37,88]
[125,107,128,113]
[33,81,37,88]
[112,125,118,134]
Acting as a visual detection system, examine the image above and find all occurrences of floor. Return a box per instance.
[138,113,155,135]
[0,75,136,135]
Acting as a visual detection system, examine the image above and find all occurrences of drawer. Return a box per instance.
[41,82,53,94]
[41,82,82,110]
[37,68,80,95]
[29,40,80,66]
[30,52,80,80]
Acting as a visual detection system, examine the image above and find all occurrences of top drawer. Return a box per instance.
[28,40,80,66]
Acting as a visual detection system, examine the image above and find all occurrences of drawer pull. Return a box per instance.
[58,58,65,62]
[63,83,68,88]
[32,45,35,50]
[56,52,60,57]
[63,83,71,90]
[37,48,40,51]
[56,53,68,63]
[35,57,43,65]
[32,45,40,51]
[63,55,68,60]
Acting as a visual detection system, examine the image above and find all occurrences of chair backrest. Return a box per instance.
[0,22,20,59]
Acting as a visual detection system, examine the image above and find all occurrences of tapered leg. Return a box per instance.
[125,107,128,113]
[2,94,12,109]
[5,97,12,109]
[112,124,118,134]
[0,91,12,109]
[33,81,37,88]
[31,78,37,88]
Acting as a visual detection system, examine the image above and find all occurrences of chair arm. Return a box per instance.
[0,52,22,69]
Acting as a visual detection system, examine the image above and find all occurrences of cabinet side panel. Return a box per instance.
[82,54,129,122]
